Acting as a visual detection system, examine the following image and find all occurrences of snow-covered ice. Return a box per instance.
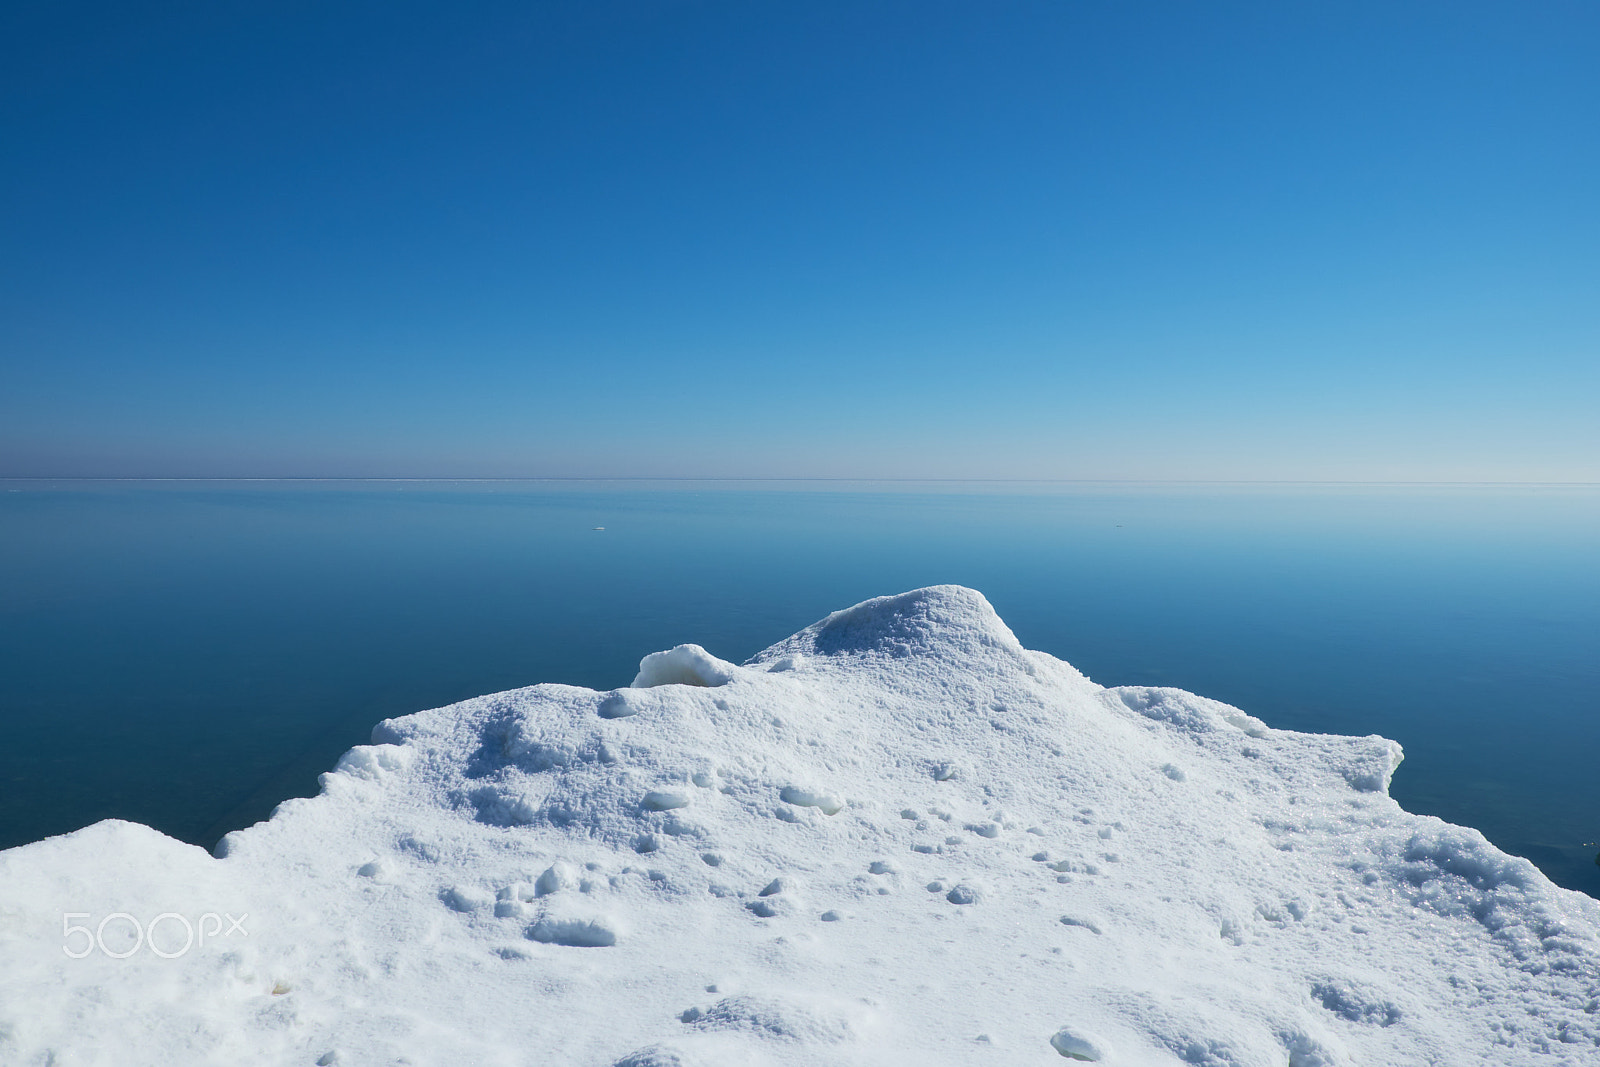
[3,586,1597,1065]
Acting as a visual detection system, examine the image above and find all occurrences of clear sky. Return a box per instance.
[1,1,1595,480]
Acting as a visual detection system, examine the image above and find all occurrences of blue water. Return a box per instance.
[2,480,1596,896]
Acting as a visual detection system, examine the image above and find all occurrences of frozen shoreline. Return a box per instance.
[3,586,1597,1065]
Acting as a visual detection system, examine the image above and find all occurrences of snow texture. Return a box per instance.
[2,586,1597,1065]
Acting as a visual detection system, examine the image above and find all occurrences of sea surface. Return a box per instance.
[2,480,1596,896]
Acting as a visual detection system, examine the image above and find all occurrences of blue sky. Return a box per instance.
[2,1,1595,479]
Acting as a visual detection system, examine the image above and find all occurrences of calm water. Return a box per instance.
[2,480,1596,896]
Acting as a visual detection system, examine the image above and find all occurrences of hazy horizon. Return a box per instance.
[8,476,1600,487]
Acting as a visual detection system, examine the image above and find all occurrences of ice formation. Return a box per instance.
[3,586,1597,1065]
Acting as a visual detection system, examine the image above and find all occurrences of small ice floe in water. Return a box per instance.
[593,526,605,531]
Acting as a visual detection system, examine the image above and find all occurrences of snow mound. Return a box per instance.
[751,585,1021,660]
[2,586,1597,1066]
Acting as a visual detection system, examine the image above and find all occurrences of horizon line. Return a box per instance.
[4,476,1598,488]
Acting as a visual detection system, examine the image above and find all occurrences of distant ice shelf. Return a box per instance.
[2,586,1597,1065]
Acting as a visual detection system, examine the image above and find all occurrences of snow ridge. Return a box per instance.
[1,586,1596,1066]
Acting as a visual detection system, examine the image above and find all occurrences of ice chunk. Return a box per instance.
[779,785,843,815]
[632,645,737,688]
[642,791,691,811]
[1050,1025,1108,1061]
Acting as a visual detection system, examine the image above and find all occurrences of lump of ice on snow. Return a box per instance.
[535,862,576,897]
[1050,1025,1108,1061]
[945,884,978,905]
[779,785,843,815]
[632,644,737,688]
[642,790,692,812]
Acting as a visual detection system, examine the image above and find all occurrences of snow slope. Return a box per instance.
[3,586,1597,1066]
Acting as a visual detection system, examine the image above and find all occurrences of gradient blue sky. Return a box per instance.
[2,1,1595,479]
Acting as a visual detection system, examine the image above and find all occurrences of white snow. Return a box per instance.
[2,585,1597,1065]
